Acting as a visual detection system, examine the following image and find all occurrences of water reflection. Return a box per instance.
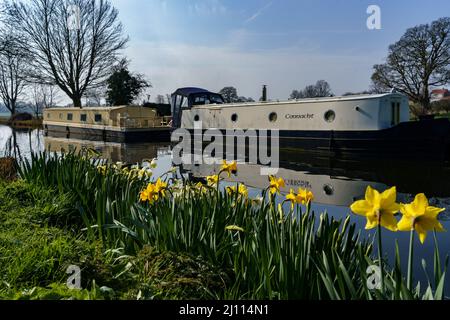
[2,124,450,207]
[0,126,44,160]
[45,136,171,164]
[181,156,450,206]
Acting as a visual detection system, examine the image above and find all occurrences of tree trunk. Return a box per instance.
[7,99,16,116]
[72,95,82,108]
[421,86,431,114]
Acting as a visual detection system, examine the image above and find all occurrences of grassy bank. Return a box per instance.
[0,179,226,300]
[0,152,447,300]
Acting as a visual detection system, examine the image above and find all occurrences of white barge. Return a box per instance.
[171,88,450,159]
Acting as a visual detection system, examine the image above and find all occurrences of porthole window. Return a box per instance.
[323,184,334,196]
[324,110,336,123]
[194,115,200,122]
[269,112,278,122]
[231,113,238,122]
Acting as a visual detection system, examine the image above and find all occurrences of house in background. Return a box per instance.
[431,88,450,102]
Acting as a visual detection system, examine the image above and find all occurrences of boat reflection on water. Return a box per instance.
[180,151,450,209]
[42,132,450,210]
[44,136,171,164]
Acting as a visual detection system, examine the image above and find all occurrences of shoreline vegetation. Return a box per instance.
[0,115,43,129]
[0,152,448,300]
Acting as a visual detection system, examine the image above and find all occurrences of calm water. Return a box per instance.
[1,124,450,294]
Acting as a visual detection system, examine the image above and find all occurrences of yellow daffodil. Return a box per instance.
[221,160,238,177]
[139,189,148,202]
[225,225,245,233]
[398,193,446,244]
[97,165,107,175]
[269,176,285,195]
[237,184,248,198]
[298,188,314,205]
[140,184,158,204]
[207,175,219,186]
[286,189,299,208]
[195,182,203,188]
[286,188,314,208]
[350,186,400,231]
[154,178,168,196]
[139,178,168,204]
[227,184,248,198]
[194,182,208,194]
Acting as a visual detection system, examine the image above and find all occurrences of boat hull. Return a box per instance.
[181,119,450,161]
[45,124,171,143]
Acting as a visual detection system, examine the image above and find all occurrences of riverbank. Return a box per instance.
[0,179,226,299]
[0,116,43,129]
[0,153,448,300]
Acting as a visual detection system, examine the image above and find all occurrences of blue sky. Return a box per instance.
[110,0,450,101]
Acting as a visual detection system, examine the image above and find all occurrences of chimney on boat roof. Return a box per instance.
[262,85,267,102]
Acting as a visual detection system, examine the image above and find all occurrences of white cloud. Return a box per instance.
[244,1,273,24]
[125,41,380,100]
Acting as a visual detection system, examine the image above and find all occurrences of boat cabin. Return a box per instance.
[170,87,410,132]
[171,87,225,128]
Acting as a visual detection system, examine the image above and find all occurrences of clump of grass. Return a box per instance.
[116,246,229,300]
[0,157,17,181]
[0,180,131,297]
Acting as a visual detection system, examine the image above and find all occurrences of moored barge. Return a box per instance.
[44,106,172,143]
[171,88,450,160]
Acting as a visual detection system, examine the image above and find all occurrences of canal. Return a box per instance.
[1,124,450,293]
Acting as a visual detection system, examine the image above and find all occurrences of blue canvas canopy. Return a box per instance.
[171,87,211,98]
[170,87,225,128]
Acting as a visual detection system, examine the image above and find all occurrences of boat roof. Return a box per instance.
[172,87,212,97]
[192,92,407,109]
[44,106,153,112]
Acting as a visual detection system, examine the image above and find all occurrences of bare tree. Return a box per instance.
[29,83,58,116]
[314,80,333,97]
[0,33,29,115]
[42,84,58,108]
[155,94,165,104]
[4,0,128,108]
[372,18,450,114]
[290,80,333,99]
[84,87,104,106]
